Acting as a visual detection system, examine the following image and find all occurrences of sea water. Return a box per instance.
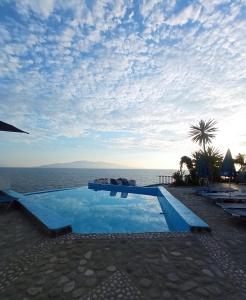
[0,168,175,193]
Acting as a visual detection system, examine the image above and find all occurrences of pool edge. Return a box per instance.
[2,185,210,236]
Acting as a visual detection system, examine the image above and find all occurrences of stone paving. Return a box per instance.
[0,187,246,299]
[169,187,246,271]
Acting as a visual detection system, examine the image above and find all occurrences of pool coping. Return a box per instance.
[2,184,210,236]
[2,189,72,236]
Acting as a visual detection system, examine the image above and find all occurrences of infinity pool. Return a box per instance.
[22,187,169,233]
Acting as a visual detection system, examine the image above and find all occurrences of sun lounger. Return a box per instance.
[217,203,246,209]
[224,208,246,218]
[201,192,244,198]
[196,189,238,196]
[94,178,136,186]
[110,178,118,185]
[205,195,246,201]
[199,192,231,197]
[94,178,109,184]
[194,187,237,192]
[128,180,136,186]
[121,178,129,185]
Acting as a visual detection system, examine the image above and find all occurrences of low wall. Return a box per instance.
[88,182,158,196]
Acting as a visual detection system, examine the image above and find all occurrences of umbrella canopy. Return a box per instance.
[196,155,209,178]
[0,121,29,134]
[220,149,236,177]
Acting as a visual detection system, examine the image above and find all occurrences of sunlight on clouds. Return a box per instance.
[0,0,245,167]
[17,0,55,18]
[166,3,201,26]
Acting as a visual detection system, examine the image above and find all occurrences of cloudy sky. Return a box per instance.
[0,0,245,168]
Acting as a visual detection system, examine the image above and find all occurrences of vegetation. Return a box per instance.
[172,171,183,185]
[173,119,225,185]
[201,146,223,181]
[234,153,246,168]
[189,119,217,153]
[180,156,193,175]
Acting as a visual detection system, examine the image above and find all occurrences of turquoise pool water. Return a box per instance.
[24,187,169,233]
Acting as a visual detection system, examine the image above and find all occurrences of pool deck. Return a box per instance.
[1,186,246,299]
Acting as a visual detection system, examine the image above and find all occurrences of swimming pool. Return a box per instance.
[8,184,209,235]
[20,187,169,233]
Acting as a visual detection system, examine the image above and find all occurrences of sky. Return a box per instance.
[0,0,245,169]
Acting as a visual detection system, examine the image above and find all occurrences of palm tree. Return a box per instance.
[192,147,223,182]
[180,156,193,175]
[206,147,223,168]
[179,155,196,184]
[234,153,245,168]
[189,119,218,153]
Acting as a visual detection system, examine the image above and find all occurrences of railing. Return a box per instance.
[158,175,174,184]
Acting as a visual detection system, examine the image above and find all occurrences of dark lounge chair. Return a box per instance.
[194,187,238,195]
[110,178,118,185]
[224,208,246,218]
[204,194,246,202]
[120,178,129,185]
[217,203,246,209]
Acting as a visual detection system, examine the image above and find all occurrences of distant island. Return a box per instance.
[39,160,130,169]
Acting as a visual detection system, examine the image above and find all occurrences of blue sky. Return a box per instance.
[0,0,245,168]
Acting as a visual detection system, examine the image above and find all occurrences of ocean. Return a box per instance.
[0,168,175,193]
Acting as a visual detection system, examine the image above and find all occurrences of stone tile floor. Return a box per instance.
[0,187,246,299]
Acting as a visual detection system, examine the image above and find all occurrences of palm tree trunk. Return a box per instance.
[203,140,206,153]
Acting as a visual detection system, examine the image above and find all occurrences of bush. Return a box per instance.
[172,171,184,185]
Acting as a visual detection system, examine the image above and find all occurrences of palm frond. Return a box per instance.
[189,119,218,150]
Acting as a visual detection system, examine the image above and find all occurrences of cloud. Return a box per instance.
[16,0,55,18]
[0,0,245,158]
[166,4,202,26]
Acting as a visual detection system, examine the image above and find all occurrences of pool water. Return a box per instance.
[24,187,169,233]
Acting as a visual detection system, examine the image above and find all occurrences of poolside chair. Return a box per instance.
[223,208,246,218]
[116,178,123,185]
[217,203,246,209]
[204,193,246,201]
[194,187,238,195]
[128,180,136,186]
[95,178,109,184]
[121,178,129,185]
[110,178,118,185]
[198,177,209,186]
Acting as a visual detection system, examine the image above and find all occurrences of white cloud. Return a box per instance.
[17,0,55,18]
[140,0,176,19]
[0,0,245,161]
[0,26,11,43]
[166,4,202,26]
[60,27,75,47]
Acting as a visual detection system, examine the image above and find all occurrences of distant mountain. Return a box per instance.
[39,160,129,169]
